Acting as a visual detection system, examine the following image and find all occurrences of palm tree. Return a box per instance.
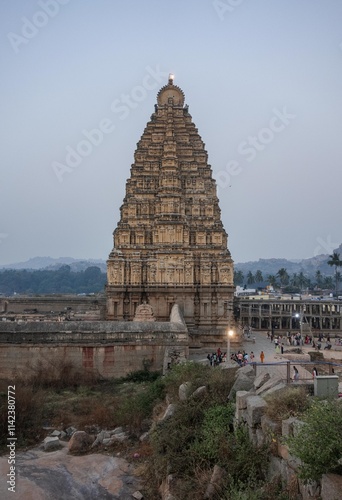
[327,252,342,297]
[277,268,289,286]
[323,275,334,289]
[254,270,263,283]
[246,271,255,285]
[291,273,299,287]
[298,271,307,292]
[336,271,341,295]
[315,270,323,288]
[267,274,278,287]
[234,270,244,285]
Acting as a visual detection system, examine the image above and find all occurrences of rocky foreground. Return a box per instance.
[0,443,141,500]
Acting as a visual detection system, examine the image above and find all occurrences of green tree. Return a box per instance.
[287,399,342,481]
[315,270,323,288]
[234,270,244,285]
[276,267,289,286]
[267,274,278,287]
[254,270,263,282]
[246,271,255,285]
[327,252,342,297]
[323,275,334,289]
[336,271,341,294]
[297,271,307,292]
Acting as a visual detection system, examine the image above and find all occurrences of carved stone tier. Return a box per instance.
[106,76,234,344]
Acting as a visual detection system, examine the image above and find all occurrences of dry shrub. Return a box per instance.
[0,385,45,450]
[18,356,100,390]
[265,386,310,427]
[76,401,117,430]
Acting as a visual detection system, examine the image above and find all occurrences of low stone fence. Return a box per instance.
[233,365,342,499]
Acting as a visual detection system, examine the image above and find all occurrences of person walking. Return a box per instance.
[312,367,318,378]
[293,366,299,382]
[260,351,265,363]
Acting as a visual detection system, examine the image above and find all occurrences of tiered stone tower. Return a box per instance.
[106,75,234,344]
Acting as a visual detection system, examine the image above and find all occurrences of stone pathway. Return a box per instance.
[189,330,342,388]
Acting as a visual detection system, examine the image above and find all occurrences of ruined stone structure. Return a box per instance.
[0,304,188,379]
[106,76,234,344]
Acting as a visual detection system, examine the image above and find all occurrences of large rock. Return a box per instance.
[160,404,177,422]
[299,479,321,500]
[321,474,342,500]
[91,430,111,447]
[246,395,267,427]
[191,385,207,399]
[178,382,191,401]
[204,464,226,499]
[229,373,255,399]
[68,431,94,453]
[236,390,249,410]
[253,372,270,390]
[0,447,141,498]
[235,364,255,378]
[256,376,282,396]
[261,382,287,398]
[43,436,61,452]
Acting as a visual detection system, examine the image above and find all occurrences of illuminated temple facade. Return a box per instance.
[106,76,234,343]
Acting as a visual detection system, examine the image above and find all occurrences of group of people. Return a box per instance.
[207,348,257,367]
[207,348,225,366]
[230,350,255,366]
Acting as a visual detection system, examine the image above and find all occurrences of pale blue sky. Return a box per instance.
[1,0,342,265]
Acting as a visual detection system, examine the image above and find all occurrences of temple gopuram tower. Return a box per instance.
[106,75,234,345]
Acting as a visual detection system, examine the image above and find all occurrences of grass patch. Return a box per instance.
[0,364,165,452]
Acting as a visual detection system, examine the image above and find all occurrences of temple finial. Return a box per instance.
[168,73,174,85]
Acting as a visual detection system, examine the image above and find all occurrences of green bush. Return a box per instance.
[145,363,269,498]
[116,378,165,431]
[191,404,234,463]
[287,399,342,480]
[123,369,161,383]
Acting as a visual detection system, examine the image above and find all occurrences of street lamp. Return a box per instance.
[227,329,234,364]
[295,312,303,337]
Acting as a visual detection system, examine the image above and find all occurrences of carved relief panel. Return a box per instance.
[218,264,233,284]
[107,261,125,285]
[201,261,212,285]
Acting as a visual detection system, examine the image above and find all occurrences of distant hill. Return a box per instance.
[235,243,342,278]
[1,243,341,278]
[0,257,107,273]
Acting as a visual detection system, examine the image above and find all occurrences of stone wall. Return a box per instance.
[0,306,189,379]
[0,294,106,320]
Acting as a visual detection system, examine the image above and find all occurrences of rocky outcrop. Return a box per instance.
[0,447,140,499]
[68,431,95,453]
